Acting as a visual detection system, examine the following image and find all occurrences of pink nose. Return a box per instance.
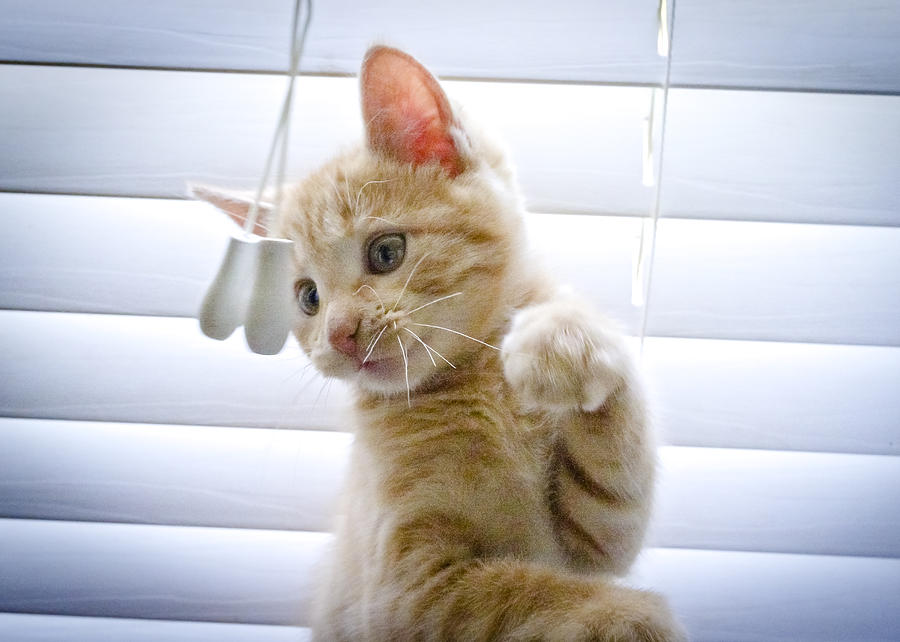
[327,316,361,358]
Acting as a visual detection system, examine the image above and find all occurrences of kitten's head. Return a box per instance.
[200,46,530,397]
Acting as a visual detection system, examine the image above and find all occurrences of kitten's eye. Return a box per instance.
[295,279,319,316]
[367,233,406,274]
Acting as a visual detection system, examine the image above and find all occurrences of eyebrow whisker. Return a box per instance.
[362,216,396,226]
[355,284,386,310]
[342,175,353,211]
[355,179,394,212]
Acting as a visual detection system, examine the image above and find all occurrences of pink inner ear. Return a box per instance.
[361,47,463,177]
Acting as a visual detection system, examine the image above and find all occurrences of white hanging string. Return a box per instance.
[657,0,670,57]
[243,0,313,237]
[636,0,675,354]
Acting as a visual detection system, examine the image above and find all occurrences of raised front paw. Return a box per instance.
[581,588,688,642]
[501,298,632,413]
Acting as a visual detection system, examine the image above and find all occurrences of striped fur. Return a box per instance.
[200,46,684,640]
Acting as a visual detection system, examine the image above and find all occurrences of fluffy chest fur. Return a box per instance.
[323,354,565,637]
[354,353,559,558]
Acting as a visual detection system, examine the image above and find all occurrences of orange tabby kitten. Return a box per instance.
[199,46,684,641]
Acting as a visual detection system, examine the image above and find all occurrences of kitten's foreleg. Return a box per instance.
[381,515,684,641]
[501,297,656,575]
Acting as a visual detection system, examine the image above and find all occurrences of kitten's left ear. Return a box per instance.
[361,46,466,177]
[188,183,272,236]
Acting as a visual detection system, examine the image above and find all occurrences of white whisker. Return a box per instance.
[391,252,430,313]
[314,378,330,408]
[355,284,386,310]
[342,175,353,211]
[327,176,342,204]
[397,335,411,408]
[355,179,394,212]
[403,328,455,369]
[365,324,383,351]
[363,325,388,364]
[363,216,396,226]
[403,328,436,367]
[412,323,501,351]
[287,366,320,411]
[282,361,313,384]
[407,292,462,315]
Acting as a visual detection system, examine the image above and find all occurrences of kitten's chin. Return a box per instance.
[312,354,407,395]
[313,344,439,397]
[356,354,447,398]
[355,359,415,396]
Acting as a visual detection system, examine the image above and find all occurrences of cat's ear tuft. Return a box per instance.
[188,183,272,236]
[360,46,466,178]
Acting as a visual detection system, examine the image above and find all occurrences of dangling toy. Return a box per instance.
[197,0,312,355]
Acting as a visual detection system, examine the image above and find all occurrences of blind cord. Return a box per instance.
[243,0,313,237]
[638,0,676,355]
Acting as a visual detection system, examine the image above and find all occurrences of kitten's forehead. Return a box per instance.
[279,147,516,276]
[285,155,420,240]
[279,161,363,259]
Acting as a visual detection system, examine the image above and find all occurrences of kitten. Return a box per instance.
[198,46,685,641]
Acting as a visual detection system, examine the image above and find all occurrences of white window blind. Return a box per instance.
[1,1,898,640]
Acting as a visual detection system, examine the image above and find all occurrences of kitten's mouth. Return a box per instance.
[356,351,405,379]
[354,334,421,380]
[359,357,392,374]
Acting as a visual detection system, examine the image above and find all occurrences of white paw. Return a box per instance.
[501,299,630,413]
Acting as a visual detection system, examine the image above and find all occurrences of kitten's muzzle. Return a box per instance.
[327,314,362,358]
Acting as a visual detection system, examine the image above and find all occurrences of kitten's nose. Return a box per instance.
[327,315,361,358]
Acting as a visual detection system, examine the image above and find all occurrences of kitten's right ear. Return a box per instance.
[360,46,466,177]
[188,183,272,236]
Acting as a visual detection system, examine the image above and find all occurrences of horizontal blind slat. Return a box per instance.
[669,0,900,93]
[652,447,900,558]
[0,194,230,318]
[1,518,897,641]
[0,613,310,642]
[0,193,643,330]
[0,310,348,430]
[0,519,324,626]
[643,337,900,456]
[0,419,350,532]
[5,192,898,346]
[0,65,656,216]
[0,0,664,83]
[2,310,897,454]
[2,418,898,558]
[645,218,900,346]
[661,89,900,226]
[631,548,900,642]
